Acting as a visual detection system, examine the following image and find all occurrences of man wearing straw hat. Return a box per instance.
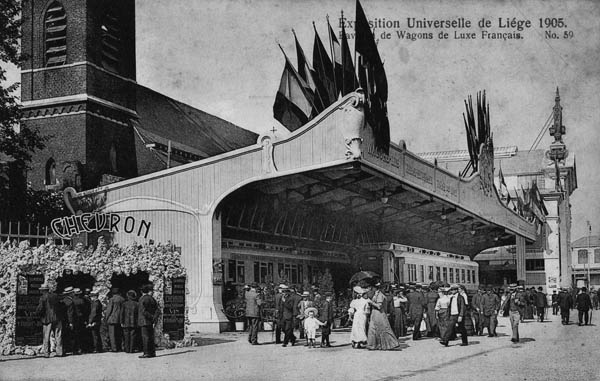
[36,283,64,357]
[61,286,81,355]
[281,286,296,347]
[274,284,287,344]
[245,283,263,345]
[439,284,468,347]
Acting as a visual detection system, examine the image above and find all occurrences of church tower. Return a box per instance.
[20,0,138,191]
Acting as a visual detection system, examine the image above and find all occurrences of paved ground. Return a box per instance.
[1,309,598,381]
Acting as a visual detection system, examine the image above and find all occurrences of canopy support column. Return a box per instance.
[516,235,527,282]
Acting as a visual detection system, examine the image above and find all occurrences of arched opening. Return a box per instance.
[44,2,67,67]
[45,158,56,185]
[110,271,150,297]
[55,270,96,294]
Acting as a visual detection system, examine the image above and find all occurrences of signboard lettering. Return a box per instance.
[15,274,45,346]
[51,213,151,239]
[163,277,186,340]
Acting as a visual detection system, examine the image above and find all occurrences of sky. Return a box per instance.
[4,0,600,242]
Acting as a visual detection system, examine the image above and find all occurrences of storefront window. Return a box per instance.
[578,249,588,264]
[236,261,245,284]
[525,259,545,271]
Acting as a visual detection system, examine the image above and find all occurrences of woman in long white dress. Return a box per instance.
[348,286,370,348]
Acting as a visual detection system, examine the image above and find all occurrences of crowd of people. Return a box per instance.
[35,283,160,358]
[242,280,597,351]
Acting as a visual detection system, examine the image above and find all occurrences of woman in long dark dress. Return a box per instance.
[392,288,408,338]
[366,284,400,350]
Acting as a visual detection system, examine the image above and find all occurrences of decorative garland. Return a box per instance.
[0,237,186,356]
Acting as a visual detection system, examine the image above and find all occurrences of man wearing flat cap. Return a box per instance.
[36,283,64,357]
[245,283,263,345]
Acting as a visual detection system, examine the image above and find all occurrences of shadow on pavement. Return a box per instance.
[156,349,196,357]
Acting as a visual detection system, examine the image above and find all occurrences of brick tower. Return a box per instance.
[20,0,138,191]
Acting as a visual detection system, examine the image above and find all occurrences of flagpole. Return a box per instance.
[340,10,345,95]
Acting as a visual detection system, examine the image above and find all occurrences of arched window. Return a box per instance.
[44,2,67,67]
[45,158,57,185]
[109,143,118,173]
[101,10,120,73]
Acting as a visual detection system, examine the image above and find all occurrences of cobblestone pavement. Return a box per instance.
[1,309,598,381]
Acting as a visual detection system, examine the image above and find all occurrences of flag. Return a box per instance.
[354,0,389,153]
[355,0,387,102]
[327,18,342,98]
[273,48,315,132]
[313,23,336,105]
[498,163,507,196]
[294,31,326,113]
[340,12,357,95]
[506,189,512,207]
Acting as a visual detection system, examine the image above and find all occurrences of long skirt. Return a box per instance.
[350,312,368,344]
[437,309,449,339]
[393,307,406,337]
[366,310,400,350]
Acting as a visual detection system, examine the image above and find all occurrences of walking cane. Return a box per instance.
[590,308,593,325]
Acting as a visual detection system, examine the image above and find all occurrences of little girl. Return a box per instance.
[303,307,325,348]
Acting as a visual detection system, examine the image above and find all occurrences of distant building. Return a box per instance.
[571,235,600,289]
[419,89,578,291]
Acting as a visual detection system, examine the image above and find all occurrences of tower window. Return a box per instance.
[101,11,120,73]
[44,2,67,67]
[45,158,57,185]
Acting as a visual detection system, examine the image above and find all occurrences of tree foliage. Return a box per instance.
[1,0,49,222]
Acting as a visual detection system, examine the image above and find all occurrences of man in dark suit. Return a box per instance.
[535,287,547,322]
[121,290,139,353]
[72,289,86,353]
[558,288,573,325]
[281,288,296,347]
[138,284,159,358]
[245,283,263,345]
[440,284,468,347]
[36,283,64,357]
[87,290,103,353]
[274,284,285,344]
[61,286,81,355]
[575,287,592,326]
[80,288,92,353]
[320,292,335,347]
[551,290,559,315]
[105,287,125,352]
[406,284,427,340]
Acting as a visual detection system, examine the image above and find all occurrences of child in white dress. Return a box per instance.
[303,307,325,348]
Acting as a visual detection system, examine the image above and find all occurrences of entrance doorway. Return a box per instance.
[56,270,96,294]
[110,271,150,297]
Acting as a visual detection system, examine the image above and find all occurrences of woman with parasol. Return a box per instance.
[348,285,370,349]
